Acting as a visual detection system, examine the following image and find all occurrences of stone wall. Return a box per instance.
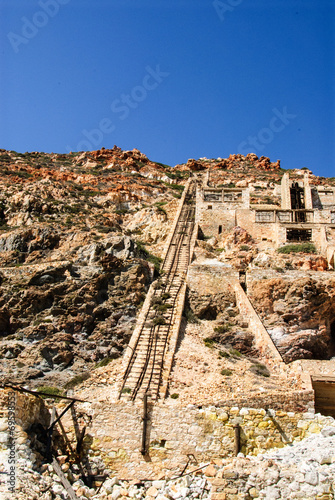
[233,283,283,362]
[58,401,324,480]
[0,388,49,430]
[236,210,277,245]
[187,262,239,295]
[209,420,335,499]
[281,173,291,209]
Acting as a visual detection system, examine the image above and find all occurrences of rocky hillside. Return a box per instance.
[0,147,334,394]
[0,146,189,389]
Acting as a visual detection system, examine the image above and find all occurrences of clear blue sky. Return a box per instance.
[1,0,334,176]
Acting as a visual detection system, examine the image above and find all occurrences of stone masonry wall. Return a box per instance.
[0,388,49,430]
[58,401,328,480]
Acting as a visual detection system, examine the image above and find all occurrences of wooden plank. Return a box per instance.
[46,406,56,462]
[54,408,76,457]
[52,458,78,500]
[313,379,335,417]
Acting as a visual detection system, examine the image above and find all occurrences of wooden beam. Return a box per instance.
[52,458,78,500]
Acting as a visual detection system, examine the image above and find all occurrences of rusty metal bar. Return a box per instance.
[141,392,149,455]
[47,401,75,432]
[3,384,89,403]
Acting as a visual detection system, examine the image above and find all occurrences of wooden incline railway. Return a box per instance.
[119,181,196,401]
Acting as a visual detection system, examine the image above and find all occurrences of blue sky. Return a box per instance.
[1,0,334,177]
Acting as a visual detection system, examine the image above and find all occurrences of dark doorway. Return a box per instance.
[312,376,335,418]
[239,271,246,291]
[328,321,335,359]
[218,225,222,234]
[290,182,305,209]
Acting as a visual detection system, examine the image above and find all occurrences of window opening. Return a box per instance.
[286,229,312,242]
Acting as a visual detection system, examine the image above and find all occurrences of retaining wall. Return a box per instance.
[58,401,328,480]
[233,283,283,363]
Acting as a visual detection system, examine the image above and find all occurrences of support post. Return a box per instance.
[46,406,56,462]
[233,423,240,456]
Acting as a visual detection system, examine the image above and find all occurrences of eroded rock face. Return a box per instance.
[0,232,152,388]
[186,286,257,356]
[187,288,236,320]
[248,274,335,362]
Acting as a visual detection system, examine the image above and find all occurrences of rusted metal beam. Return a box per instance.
[47,401,74,432]
[3,384,89,403]
[141,392,149,455]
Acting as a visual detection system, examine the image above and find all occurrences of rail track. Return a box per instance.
[119,183,196,401]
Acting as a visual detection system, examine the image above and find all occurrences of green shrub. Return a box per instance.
[122,387,132,394]
[277,243,316,254]
[170,393,179,399]
[229,348,242,357]
[156,206,167,215]
[184,307,199,324]
[239,245,250,251]
[151,296,163,306]
[152,315,166,326]
[204,337,215,347]
[153,280,165,289]
[214,325,231,334]
[64,372,90,389]
[136,241,162,273]
[249,363,270,377]
[218,350,230,358]
[95,358,113,369]
[115,208,130,215]
[37,386,65,398]
[221,369,233,376]
[166,183,184,192]
[153,303,172,313]
[156,162,171,169]
[161,292,171,300]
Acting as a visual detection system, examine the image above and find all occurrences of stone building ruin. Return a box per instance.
[196,170,335,266]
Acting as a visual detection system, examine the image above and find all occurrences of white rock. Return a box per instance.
[152,480,166,490]
[111,485,122,499]
[239,408,249,416]
[264,486,280,499]
[180,487,190,497]
[103,478,119,494]
[321,426,335,438]
[0,419,7,432]
[52,484,65,495]
[305,471,318,486]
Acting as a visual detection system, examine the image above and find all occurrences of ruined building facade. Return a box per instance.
[195,171,335,266]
